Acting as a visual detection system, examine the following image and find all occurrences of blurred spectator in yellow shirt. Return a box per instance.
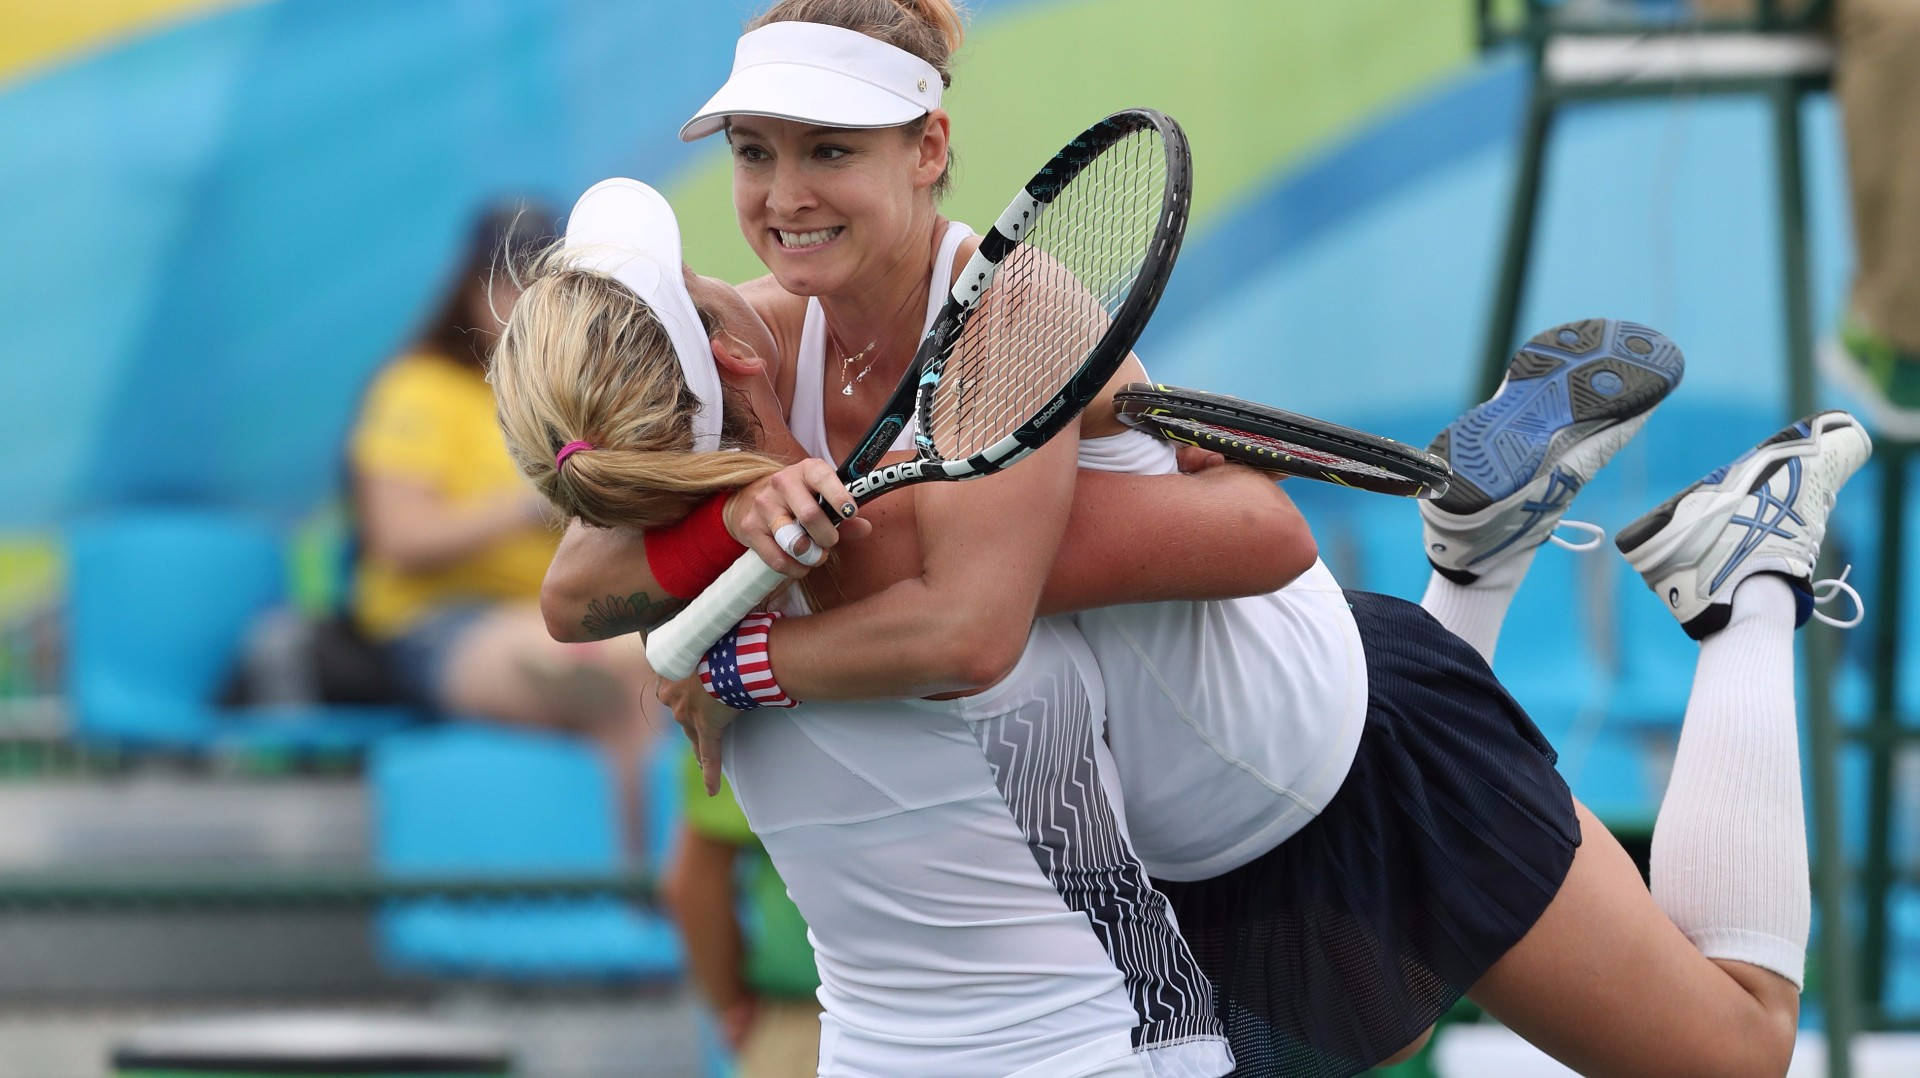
[351,205,662,855]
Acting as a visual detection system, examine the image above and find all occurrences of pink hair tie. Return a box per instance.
[555,440,594,468]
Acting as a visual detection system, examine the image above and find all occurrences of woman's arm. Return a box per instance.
[758,430,1082,700]
[542,458,873,643]
[1040,462,1316,615]
[356,475,548,574]
[757,454,1315,699]
[542,522,685,642]
[661,828,756,1050]
[543,457,1315,645]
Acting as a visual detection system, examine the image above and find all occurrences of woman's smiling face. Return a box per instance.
[726,116,945,298]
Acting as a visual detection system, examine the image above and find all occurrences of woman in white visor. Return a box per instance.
[529,2,1863,1075]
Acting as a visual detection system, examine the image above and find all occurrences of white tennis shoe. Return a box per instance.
[1422,319,1685,582]
[1615,411,1872,640]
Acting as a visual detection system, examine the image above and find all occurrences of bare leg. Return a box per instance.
[1468,578,1808,1076]
[1469,800,1797,1077]
[437,604,663,859]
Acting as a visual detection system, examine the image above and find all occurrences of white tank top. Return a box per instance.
[724,620,1231,1077]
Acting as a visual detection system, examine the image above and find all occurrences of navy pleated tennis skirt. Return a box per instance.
[1153,590,1582,1078]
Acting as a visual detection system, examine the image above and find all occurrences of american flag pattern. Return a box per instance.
[698,611,797,710]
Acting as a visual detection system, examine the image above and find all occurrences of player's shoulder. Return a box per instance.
[945,227,983,289]
[738,274,807,398]
[738,273,806,330]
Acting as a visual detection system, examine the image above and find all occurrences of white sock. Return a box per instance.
[1418,547,1536,665]
[1649,573,1808,988]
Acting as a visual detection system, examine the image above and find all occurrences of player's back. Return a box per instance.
[724,617,1230,1078]
[1073,428,1370,881]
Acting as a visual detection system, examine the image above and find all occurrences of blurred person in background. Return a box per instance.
[349,204,662,857]
[1827,0,1920,436]
[1692,0,1920,432]
[663,749,820,1077]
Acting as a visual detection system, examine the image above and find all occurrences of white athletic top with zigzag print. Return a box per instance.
[724,620,1231,1077]
[794,222,1370,881]
[733,224,1232,1077]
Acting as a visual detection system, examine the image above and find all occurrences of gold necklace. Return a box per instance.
[830,327,881,397]
[826,267,934,397]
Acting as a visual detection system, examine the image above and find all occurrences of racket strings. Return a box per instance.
[926,126,1169,459]
[1156,415,1405,483]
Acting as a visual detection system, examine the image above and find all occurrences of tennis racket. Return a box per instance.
[646,108,1193,680]
[1113,383,1453,499]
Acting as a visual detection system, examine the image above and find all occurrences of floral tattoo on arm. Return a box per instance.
[580,591,685,640]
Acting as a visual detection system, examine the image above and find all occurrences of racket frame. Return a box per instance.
[1113,383,1453,499]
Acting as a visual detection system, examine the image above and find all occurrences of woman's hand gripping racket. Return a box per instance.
[645,108,1194,680]
[1113,384,1453,499]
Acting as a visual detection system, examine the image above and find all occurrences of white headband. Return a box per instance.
[680,21,943,142]
[561,178,723,453]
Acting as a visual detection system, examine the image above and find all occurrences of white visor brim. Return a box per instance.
[679,21,942,143]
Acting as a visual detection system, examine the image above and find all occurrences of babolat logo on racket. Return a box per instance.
[849,461,925,499]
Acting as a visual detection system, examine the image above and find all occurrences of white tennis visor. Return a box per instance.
[679,21,942,142]
[562,178,724,453]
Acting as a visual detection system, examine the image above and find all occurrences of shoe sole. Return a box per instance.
[1432,319,1685,515]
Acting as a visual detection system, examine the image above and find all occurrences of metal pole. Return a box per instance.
[1479,77,1557,398]
[1863,444,1910,1018]
[1774,77,1856,1075]
[1776,82,1816,421]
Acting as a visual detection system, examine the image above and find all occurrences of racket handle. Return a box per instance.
[645,549,788,680]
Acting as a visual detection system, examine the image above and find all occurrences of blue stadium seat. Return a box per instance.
[1490,547,1610,731]
[645,729,685,872]
[64,509,417,753]
[371,723,681,980]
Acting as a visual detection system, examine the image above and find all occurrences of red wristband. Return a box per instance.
[645,492,747,599]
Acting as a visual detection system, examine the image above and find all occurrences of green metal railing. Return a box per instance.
[1855,440,1914,1031]
[0,870,658,911]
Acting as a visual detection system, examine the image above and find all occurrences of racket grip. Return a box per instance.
[645,549,788,680]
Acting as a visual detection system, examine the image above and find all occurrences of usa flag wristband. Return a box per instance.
[697,612,798,710]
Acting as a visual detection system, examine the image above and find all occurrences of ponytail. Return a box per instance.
[490,248,784,532]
